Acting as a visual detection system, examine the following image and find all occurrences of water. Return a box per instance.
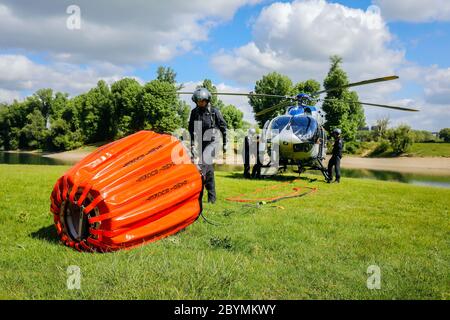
[214,164,450,189]
[339,168,450,189]
[1,152,449,189]
[0,152,73,166]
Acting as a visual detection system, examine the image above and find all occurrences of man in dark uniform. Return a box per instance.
[251,134,263,179]
[327,128,343,183]
[243,128,256,179]
[188,88,227,203]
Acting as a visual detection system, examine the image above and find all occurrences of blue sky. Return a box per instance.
[0,0,449,130]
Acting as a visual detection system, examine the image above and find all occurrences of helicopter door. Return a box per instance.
[262,120,270,140]
[319,127,327,159]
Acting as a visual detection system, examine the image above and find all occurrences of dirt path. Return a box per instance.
[44,149,450,175]
[42,150,91,162]
[341,156,450,175]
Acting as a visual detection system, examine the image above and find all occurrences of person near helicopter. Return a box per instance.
[242,128,253,179]
[327,128,343,183]
[251,133,263,179]
[242,128,264,179]
[243,128,259,179]
[188,88,228,203]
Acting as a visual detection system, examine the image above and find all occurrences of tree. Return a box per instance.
[27,88,54,119]
[0,105,14,150]
[412,130,437,143]
[157,66,177,84]
[176,100,191,129]
[20,109,47,149]
[46,118,83,151]
[221,104,244,129]
[374,117,390,141]
[388,124,413,154]
[292,79,321,99]
[321,55,365,141]
[111,78,142,137]
[50,92,70,119]
[139,80,181,133]
[249,72,293,127]
[77,80,115,143]
[439,128,450,142]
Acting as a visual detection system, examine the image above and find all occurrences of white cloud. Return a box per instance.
[212,0,405,86]
[0,0,259,65]
[0,54,131,98]
[423,67,450,105]
[373,0,450,22]
[394,64,450,105]
[0,88,21,103]
[211,0,450,130]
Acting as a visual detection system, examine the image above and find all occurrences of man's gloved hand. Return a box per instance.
[190,145,197,161]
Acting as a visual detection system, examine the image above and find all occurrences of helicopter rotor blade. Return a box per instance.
[314,75,399,95]
[255,100,293,117]
[358,101,419,112]
[176,91,293,99]
[320,98,419,112]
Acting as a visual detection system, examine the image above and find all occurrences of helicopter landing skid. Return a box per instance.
[314,159,330,181]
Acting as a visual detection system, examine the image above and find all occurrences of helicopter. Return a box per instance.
[178,75,419,180]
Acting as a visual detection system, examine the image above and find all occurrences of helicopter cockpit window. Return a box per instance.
[290,116,318,139]
[269,116,290,135]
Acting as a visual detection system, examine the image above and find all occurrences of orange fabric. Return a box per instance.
[50,131,203,252]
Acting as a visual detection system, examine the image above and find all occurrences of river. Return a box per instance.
[1,151,450,189]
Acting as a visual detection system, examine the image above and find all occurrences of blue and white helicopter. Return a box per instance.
[180,75,419,179]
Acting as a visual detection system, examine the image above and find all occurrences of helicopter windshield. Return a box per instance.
[269,116,290,135]
[290,116,318,139]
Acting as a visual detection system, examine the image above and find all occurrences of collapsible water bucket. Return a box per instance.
[50,131,203,252]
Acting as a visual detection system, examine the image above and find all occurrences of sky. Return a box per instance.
[0,0,449,131]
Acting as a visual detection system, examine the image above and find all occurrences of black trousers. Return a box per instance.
[200,163,216,202]
[243,163,251,179]
[243,137,251,178]
[327,156,341,181]
[251,162,262,179]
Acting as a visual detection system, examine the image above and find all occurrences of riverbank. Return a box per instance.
[4,148,449,176]
[341,156,450,175]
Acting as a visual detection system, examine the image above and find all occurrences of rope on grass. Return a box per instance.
[225,179,317,205]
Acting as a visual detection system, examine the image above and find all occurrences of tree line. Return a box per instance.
[1,59,448,154]
[248,55,366,142]
[0,67,245,151]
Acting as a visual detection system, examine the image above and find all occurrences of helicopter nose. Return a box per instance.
[293,142,313,152]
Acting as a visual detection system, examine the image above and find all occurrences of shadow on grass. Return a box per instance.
[30,224,60,244]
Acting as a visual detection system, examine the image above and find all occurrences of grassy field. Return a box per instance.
[0,164,449,300]
[366,142,450,158]
[407,143,450,157]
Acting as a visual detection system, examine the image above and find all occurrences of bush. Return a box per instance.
[412,130,437,143]
[45,119,84,151]
[387,125,413,154]
[356,130,372,142]
[439,128,450,142]
[370,139,390,156]
[344,141,360,154]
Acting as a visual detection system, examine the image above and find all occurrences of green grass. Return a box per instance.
[407,143,450,157]
[0,165,449,300]
[367,142,450,158]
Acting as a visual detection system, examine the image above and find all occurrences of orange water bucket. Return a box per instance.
[50,131,203,252]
